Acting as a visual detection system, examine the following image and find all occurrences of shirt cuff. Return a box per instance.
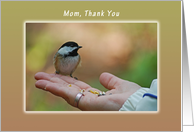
[119,88,149,111]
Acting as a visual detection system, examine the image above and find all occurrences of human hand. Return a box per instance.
[35,72,141,111]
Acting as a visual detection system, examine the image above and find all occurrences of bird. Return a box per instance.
[53,41,82,79]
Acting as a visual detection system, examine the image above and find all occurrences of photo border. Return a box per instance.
[24,20,160,114]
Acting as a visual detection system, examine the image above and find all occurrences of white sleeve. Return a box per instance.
[119,79,157,111]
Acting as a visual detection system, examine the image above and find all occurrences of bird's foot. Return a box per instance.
[74,77,78,80]
[70,74,78,80]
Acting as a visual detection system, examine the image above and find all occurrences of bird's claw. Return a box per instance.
[74,77,78,80]
[70,74,78,80]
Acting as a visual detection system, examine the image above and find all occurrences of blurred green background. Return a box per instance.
[26,23,157,111]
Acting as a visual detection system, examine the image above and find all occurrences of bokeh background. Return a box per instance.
[26,23,157,111]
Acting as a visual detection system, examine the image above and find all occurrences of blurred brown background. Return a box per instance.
[26,23,157,111]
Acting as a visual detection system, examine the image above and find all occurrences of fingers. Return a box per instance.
[34,72,50,80]
[35,80,64,96]
[35,72,68,84]
[35,80,49,89]
[99,72,124,90]
[35,79,80,104]
[35,72,91,90]
[34,72,93,106]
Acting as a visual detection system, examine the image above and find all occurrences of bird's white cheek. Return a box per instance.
[58,47,69,55]
[58,46,76,55]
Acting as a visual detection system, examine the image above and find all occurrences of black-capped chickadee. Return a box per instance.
[53,41,82,79]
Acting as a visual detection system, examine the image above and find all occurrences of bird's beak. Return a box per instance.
[78,46,82,49]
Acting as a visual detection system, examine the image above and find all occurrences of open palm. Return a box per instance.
[35,72,141,111]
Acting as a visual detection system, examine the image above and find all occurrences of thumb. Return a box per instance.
[99,72,123,90]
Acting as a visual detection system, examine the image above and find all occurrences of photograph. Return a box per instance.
[25,22,158,111]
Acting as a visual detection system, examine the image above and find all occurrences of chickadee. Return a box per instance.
[53,41,82,79]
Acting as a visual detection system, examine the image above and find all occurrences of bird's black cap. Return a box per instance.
[59,41,79,50]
